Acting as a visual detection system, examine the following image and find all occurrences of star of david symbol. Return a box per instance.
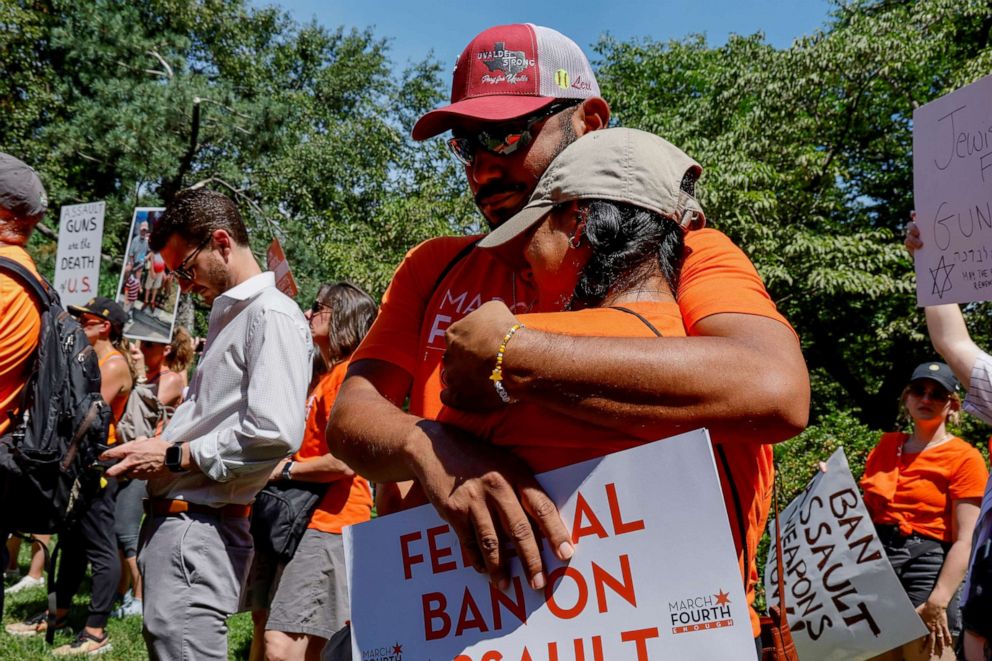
[715,589,731,605]
[929,255,955,298]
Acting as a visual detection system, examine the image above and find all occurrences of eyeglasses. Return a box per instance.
[310,300,331,316]
[907,383,951,402]
[447,100,582,166]
[169,236,212,282]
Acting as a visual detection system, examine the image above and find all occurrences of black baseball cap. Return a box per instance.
[0,153,48,224]
[910,361,959,393]
[68,296,127,333]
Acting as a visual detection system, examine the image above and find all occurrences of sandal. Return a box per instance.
[4,610,69,637]
[52,630,112,656]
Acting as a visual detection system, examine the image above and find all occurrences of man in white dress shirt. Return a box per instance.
[103,188,312,660]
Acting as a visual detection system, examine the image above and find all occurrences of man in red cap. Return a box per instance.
[329,23,809,647]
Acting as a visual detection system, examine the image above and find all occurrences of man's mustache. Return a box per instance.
[474,182,527,207]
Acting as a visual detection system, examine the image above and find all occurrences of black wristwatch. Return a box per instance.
[165,444,186,473]
[281,460,294,481]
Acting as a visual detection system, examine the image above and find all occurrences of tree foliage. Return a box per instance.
[595,0,992,430]
[0,0,475,317]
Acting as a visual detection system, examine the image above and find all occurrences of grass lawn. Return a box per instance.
[2,540,254,660]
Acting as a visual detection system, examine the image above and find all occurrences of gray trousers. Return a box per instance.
[138,513,253,660]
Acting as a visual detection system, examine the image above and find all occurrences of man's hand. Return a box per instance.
[101,436,172,479]
[442,300,521,411]
[407,420,574,591]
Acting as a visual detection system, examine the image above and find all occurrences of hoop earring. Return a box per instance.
[568,233,583,249]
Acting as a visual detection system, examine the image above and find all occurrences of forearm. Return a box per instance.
[327,375,442,484]
[925,305,981,388]
[500,316,809,442]
[285,454,355,484]
[928,539,972,607]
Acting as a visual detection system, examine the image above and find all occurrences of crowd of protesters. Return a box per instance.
[0,20,990,661]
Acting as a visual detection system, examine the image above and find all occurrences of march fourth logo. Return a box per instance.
[669,589,735,634]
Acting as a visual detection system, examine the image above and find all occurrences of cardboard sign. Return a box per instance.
[764,449,927,661]
[345,429,757,660]
[53,202,105,307]
[266,238,298,298]
[913,73,992,305]
[115,207,180,344]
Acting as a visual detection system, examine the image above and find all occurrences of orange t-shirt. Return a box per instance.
[351,228,789,636]
[861,432,989,542]
[297,361,373,534]
[438,303,689,465]
[0,245,41,436]
[439,302,772,636]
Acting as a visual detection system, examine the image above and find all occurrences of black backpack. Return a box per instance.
[0,257,111,534]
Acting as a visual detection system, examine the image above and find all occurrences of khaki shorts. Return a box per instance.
[244,528,349,640]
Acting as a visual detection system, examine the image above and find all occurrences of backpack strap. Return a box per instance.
[609,305,664,337]
[0,256,50,309]
[432,239,480,293]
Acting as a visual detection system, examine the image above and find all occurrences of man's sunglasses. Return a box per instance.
[447,99,582,167]
[907,383,951,402]
[169,236,212,282]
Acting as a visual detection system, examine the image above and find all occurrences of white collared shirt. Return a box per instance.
[150,271,312,507]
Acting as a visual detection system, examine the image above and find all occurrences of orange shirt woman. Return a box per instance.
[860,362,987,660]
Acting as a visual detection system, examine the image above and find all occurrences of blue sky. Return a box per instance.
[259,0,836,69]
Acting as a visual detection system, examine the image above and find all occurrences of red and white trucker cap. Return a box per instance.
[412,24,601,141]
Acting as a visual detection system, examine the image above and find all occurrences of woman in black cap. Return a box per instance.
[860,362,988,661]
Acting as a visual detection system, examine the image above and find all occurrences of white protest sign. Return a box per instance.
[913,73,992,305]
[53,201,105,307]
[345,429,757,661]
[764,448,926,661]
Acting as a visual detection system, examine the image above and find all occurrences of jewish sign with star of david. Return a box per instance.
[913,73,992,306]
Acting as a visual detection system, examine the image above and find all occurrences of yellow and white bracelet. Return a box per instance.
[490,323,524,404]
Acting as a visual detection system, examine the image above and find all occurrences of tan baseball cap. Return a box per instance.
[478,127,705,249]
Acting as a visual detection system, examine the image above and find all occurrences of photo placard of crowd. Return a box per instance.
[344,429,757,660]
[913,72,992,306]
[764,448,927,661]
[115,207,180,343]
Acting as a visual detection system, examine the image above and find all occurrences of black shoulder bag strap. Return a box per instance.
[432,239,481,293]
[609,305,664,337]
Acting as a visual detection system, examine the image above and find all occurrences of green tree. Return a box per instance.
[0,0,475,324]
[595,0,992,430]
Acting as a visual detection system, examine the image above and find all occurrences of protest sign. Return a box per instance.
[53,201,105,307]
[764,448,926,661]
[912,73,992,305]
[345,429,756,661]
[266,238,298,298]
[115,207,180,343]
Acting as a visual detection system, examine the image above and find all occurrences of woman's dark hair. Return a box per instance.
[317,281,378,363]
[150,188,250,251]
[569,200,685,310]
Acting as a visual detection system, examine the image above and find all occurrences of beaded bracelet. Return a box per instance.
[490,323,524,404]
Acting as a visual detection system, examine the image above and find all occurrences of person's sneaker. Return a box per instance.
[4,573,44,594]
[110,591,142,618]
[52,630,112,657]
[5,611,66,637]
